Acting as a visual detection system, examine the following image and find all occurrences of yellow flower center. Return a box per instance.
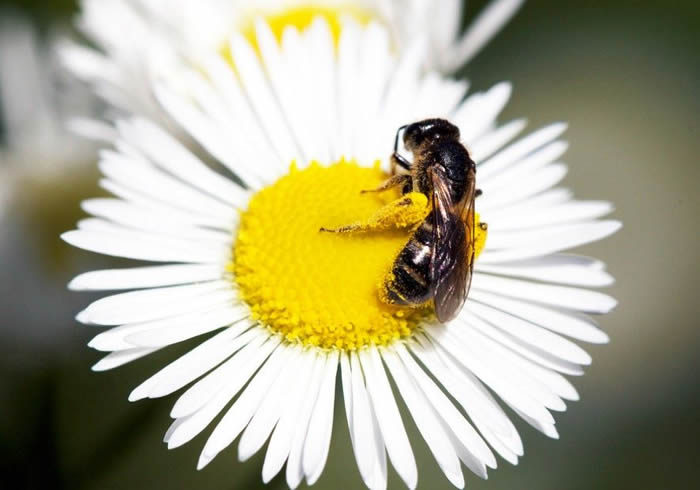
[222,4,375,73]
[233,161,487,351]
[239,3,374,47]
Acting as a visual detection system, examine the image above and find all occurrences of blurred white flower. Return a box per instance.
[59,0,523,119]
[0,12,112,218]
[63,12,619,489]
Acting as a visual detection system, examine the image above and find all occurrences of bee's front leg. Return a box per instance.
[319,223,364,233]
[320,192,429,234]
[360,174,411,194]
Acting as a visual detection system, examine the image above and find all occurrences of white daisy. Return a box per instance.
[63,18,619,490]
[0,12,112,220]
[59,0,523,119]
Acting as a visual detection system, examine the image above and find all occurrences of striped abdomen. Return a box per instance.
[383,213,435,306]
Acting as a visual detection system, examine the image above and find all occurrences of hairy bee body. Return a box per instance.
[383,212,437,305]
[383,119,478,321]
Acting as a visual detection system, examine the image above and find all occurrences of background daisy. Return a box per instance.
[0,11,109,222]
[60,16,620,489]
[59,0,522,122]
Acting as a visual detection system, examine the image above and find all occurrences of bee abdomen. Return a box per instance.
[383,220,434,305]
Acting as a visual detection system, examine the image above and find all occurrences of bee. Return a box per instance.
[325,118,483,322]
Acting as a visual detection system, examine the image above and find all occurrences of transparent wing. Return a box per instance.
[429,165,476,322]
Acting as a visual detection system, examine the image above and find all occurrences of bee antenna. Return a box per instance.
[394,124,409,153]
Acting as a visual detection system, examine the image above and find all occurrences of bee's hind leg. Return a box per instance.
[360,174,411,194]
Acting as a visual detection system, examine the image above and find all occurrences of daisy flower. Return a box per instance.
[59,0,523,119]
[63,15,619,490]
[0,12,111,221]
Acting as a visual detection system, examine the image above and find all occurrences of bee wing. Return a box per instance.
[429,165,476,323]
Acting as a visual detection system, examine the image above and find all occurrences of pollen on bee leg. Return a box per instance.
[320,192,429,234]
[475,214,488,257]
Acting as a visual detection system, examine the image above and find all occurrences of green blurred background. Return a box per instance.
[1,0,698,489]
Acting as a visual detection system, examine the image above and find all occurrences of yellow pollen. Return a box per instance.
[233,161,487,351]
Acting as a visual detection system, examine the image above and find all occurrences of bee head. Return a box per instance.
[403,119,460,151]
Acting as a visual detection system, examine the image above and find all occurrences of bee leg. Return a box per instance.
[360,174,411,194]
[320,223,362,233]
[321,192,429,234]
[475,189,483,198]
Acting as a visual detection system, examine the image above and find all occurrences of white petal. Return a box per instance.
[228,33,301,165]
[368,400,388,490]
[446,0,525,70]
[99,178,232,230]
[394,344,496,471]
[153,80,269,189]
[262,350,318,483]
[340,353,374,488]
[304,18,337,164]
[336,21,362,160]
[478,164,569,213]
[62,229,229,264]
[426,338,525,461]
[69,264,223,291]
[448,322,566,412]
[477,122,567,180]
[92,347,159,371]
[303,351,339,485]
[487,200,613,231]
[80,200,232,243]
[118,117,248,206]
[256,21,314,164]
[129,324,258,402]
[352,22,395,164]
[125,305,248,348]
[475,254,614,288]
[472,273,617,314]
[478,221,622,264]
[98,150,238,222]
[199,341,290,468]
[467,302,592,365]
[461,316,579,401]
[238,346,304,462]
[456,308,586,376]
[469,289,609,343]
[168,331,271,418]
[470,118,526,162]
[360,348,417,490]
[485,221,618,251]
[88,302,245,352]
[286,354,326,489]
[78,281,232,325]
[382,348,465,488]
[428,328,554,426]
[164,337,277,451]
[200,54,283,175]
[455,82,512,144]
[480,140,568,190]
[512,407,560,439]
[409,339,513,437]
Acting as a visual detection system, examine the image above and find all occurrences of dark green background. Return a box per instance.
[1,1,698,489]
